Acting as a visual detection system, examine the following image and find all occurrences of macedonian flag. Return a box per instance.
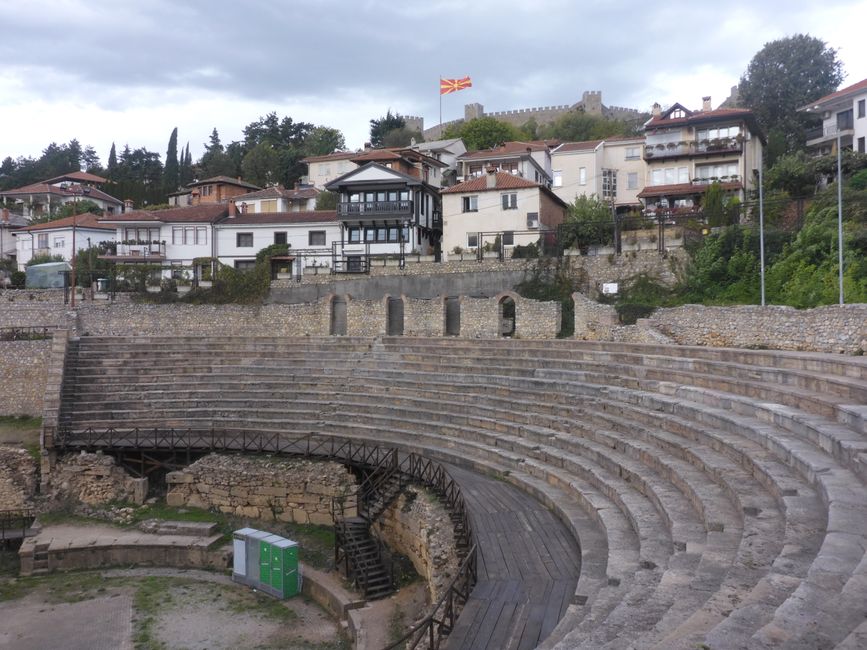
[440,76,473,95]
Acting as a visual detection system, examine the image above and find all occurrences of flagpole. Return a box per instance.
[439,74,442,129]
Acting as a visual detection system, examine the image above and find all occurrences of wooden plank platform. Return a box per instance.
[445,465,581,650]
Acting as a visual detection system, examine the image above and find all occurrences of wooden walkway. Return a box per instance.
[445,465,581,650]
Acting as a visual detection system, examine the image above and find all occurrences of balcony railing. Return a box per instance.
[644,138,743,160]
[337,200,413,217]
[806,122,855,144]
[115,242,166,258]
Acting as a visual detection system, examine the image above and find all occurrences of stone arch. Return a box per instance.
[329,294,347,336]
[444,295,461,337]
[386,295,404,336]
[496,291,519,338]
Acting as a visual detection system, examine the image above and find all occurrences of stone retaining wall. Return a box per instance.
[0,446,38,509]
[639,303,867,354]
[46,452,147,506]
[371,487,459,603]
[166,454,357,526]
[573,292,618,340]
[0,303,70,328]
[0,340,52,416]
[0,289,67,303]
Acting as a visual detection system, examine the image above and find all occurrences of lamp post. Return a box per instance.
[836,130,844,305]
[68,186,91,308]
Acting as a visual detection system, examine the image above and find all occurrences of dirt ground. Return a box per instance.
[0,566,348,650]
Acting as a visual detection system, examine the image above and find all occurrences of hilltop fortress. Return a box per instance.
[418,90,644,140]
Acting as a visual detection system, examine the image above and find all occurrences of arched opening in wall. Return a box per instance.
[330,296,347,336]
[444,297,461,336]
[386,297,404,336]
[499,296,516,338]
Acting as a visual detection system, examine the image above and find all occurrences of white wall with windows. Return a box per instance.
[442,188,544,254]
[14,226,115,271]
[216,222,340,268]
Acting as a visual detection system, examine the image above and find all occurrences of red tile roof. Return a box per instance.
[553,140,604,153]
[645,107,755,129]
[43,171,109,185]
[101,204,229,223]
[460,140,556,160]
[638,181,742,199]
[18,212,115,232]
[233,186,320,202]
[0,182,122,205]
[301,151,359,163]
[218,211,338,225]
[187,176,260,190]
[442,172,541,193]
[801,77,867,109]
[351,150,403,162]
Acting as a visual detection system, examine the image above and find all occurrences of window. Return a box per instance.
[670,109,685,118]
[364,227,376,243]
[236,233,254,247]
[625,147,640,160]
[695,162,738,181]
[553,170,562,187]
[462,196,478,212]
[859,99,866,119]
[308,230,326,246]
[260,199,277,213]
[678,167,689,184]
[627,172,638,190]
[319,165,330,177]
[579,167,587,185]
[526,212,539,229]
[859,137,866,154]
[274,232,287,245]
[234,260,256,271]
[348,227,361,243]
[502,231,514,246]
[196,227,207,245]
[602,169,617,200]
[37,234,48,248]
[53,237,65,248]
[501,193,518,210]
[467,233,478,248]
[697,126,740,142]
[126,227,159,242]
[651,169,664,186]
[201,185,213,197]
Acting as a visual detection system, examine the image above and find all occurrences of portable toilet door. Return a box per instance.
[247,530,270,588]
[272,538,300,598]
[233,528,256,581]
[259,537,273,589]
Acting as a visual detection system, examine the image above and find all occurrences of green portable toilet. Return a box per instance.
[232,528,300,599]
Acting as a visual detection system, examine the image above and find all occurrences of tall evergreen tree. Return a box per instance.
[163,127,179,197]
[107,143,118,181]
[179,142,193,186]
[199,128,235,178]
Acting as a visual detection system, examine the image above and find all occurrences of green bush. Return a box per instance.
[10,271,26,288]
[615,302,656,324]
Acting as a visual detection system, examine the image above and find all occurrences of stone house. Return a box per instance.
[186,176,260,206]
[441,169,567,254]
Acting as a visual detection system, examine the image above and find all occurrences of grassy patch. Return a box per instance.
[0,415,41,447]
[132,576,172,650]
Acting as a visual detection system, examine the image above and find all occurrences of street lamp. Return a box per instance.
[68,186,91,308]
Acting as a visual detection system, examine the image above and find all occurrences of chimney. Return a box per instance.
[702,96,712,112]
[1,208,8,224]
[485,166,497,189]
[651,102,661,117]
[228,201,237,218]
[123,199,134,211]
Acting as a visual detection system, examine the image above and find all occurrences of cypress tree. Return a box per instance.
[163,127,179,198]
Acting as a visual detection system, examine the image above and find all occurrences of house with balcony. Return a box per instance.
[1,208,28,264]
[231,184,320,214]
[325,153,445,271]
[410,138,467,186]
[441,169,567,255]
[456,141,557,186]
[98,204,228,281]
[550,136,645,212]
[799,77,867,156]
[187,176,260,206]
[0,170,123,220]
[13,212,116,271]
[215,209,339,272]
[638,97,763,212]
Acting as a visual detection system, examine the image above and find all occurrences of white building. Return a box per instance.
[441,170,567,254]
[0,171,123,220]
[216,210,339,270]
[800,77,867,156]
[232,185,320,214]
[456,141,555,185]
[13,212,116,271]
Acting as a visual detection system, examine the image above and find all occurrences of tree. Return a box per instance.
[163,127,179,197]
[242,113,315,187]
[369,110,406,147]
[442,117,523,150]
[241,143,280,187]
[199,128,236,178]
[561,195,614,250]
[739,34,844,158]
[380,126,422,148]
[703,182,727,227]
[107,143,118,181]
[179,143,193,186]
[315,190,338,210]
[304,126,346,157]
[538,111,635,142]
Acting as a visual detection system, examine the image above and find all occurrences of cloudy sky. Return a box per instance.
[2,0,866,166]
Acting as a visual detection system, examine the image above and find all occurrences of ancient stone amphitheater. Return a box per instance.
[46,335,867,649]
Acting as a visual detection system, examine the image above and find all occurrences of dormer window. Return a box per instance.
[670,109,685,119]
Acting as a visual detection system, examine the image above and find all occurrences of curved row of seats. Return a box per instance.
[56,336,867,649]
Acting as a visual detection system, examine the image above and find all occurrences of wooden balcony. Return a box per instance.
[337,200,413,217]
